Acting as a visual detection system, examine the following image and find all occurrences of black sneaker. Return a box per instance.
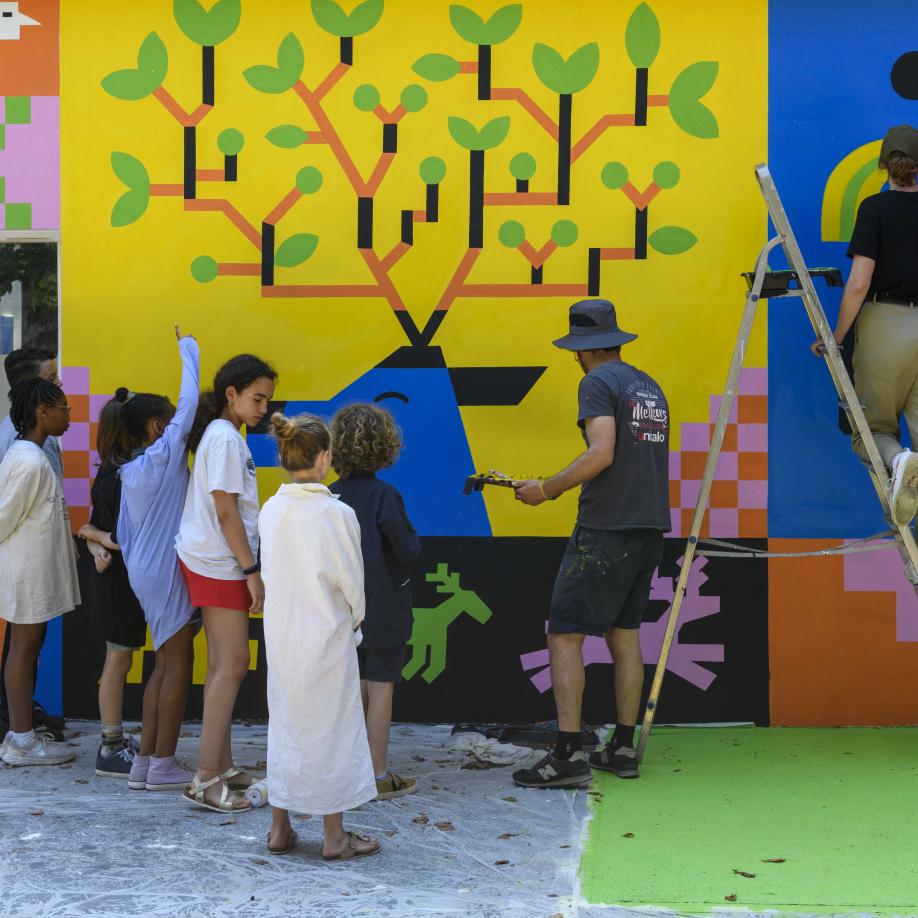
[95,741,136,779]
[512,751,592,788]
[32,703,65,741]
[589,744,639,778]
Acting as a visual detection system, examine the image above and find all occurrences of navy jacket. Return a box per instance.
[330,473,421,648]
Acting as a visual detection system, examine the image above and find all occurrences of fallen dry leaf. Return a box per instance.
[725,894,737,902]
[384,830,397,837]
[412,814,429,826]
[29,810,43,817]
[434,821,455,831]
[497,833,519,840]
[732,869,756,879]
[74,779,89,784]
[494,859,510,866]
[559,844,571,849]
[622,832,635,838]
[251,858,268,866]
[219,819,238,826]
[762,858,786,864]
[502,796,518,803]
[460,757,507,770]
[412,755,426,762]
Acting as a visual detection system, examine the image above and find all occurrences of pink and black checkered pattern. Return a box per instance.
[668,367,768,538]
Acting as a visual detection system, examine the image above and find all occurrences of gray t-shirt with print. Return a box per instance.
[576,360,670,531]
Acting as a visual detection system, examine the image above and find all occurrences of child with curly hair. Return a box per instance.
[330,404,421,800]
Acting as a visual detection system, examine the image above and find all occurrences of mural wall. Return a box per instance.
[3,0,917,726]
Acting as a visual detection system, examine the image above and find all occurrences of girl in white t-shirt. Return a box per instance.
[176,354,276,813]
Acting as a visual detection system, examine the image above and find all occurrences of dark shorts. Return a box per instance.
[358,644,407,683]
[548,527,664,636]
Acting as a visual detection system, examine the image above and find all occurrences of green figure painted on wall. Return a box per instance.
[403,564,492,684]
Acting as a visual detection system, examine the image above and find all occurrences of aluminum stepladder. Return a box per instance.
[635,162,918,763]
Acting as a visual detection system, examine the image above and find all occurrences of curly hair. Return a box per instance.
[188,353,277,452]
[270,412,329,471]
[330,403,402,479]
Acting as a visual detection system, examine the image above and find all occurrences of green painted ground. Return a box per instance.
[580,727,918,915]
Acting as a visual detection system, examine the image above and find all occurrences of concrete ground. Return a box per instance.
[1,723,590,918]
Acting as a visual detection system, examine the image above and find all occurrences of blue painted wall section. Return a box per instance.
[768,0,918,537]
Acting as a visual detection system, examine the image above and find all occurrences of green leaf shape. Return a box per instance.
[111,152,150,192]
[448,115,510,151]
[101,32,168,101]
[110,152,151,227]
[173,0,240,47]
[296,166,323,194]
[669,61,719,139]
[353,84,381,112]
[532,41,599,95]
[509,152,536,180]
[311,0,383,38]
[648,225,697,255]
[482,4,521,45]
[625,3,660,69]
[551,219,578,247]
[449,5,487,44]
[601,161,628,189]
[499,220,525,247]
[420,156,446,184]
[266,125,309,148]
[401,84,427,113]
[191,255,218,283]
[243,33,305,95]
[275,233,319,267]
[217,128,245,156]
[413,53,461,81]
[653,160,680,189]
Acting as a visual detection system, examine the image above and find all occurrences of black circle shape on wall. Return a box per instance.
[891,52,918,100]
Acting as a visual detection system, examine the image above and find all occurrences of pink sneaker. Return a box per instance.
[128,754,150,790]
[146,755,194,791]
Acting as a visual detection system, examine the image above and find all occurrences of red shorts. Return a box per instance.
[179,560,251,612]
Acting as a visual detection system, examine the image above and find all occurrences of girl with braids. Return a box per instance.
[176,354,276,813]
[0,378,79,766]
[115,326,199,792]
[258,412,379,859]
[77,397,146,779]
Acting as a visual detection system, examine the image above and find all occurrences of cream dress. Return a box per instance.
[259,482,376,815]
[0,440,80,624]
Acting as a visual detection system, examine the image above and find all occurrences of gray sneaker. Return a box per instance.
[2,731,75,766]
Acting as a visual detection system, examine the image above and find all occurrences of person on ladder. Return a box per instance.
[812,125,918,526]
[510,299,670,788]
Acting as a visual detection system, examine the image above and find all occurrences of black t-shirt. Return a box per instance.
[848,190,918,299]
[576,361,671,531]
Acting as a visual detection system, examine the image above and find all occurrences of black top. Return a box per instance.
[848,190,918,299]
[88,462,147,648]
[576,361,671,532]
[330,473,421,648]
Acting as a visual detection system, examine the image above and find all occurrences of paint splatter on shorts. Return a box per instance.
[548,527,664,635]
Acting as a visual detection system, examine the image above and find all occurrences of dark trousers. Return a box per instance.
[0,623,46,719]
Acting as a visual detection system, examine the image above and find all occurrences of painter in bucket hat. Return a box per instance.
[552,298,639,351]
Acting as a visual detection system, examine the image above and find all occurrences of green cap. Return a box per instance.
[880,124,918,165]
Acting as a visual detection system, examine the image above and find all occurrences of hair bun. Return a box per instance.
[115,387,131,403]
[270,411,297,441]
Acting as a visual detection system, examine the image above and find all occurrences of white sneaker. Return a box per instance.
[1,731,75,766]
[890,451,918,526]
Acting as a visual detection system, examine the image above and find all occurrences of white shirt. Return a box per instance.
[0,441,80,624]
[176,419,259,580]
[0,414,63,481]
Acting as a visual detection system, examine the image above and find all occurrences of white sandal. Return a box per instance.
[182,771,252,813]
[223,765,255,791]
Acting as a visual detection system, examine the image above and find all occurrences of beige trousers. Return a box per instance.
[852,301,918,470]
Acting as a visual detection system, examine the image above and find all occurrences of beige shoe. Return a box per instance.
[375,771,417,800]
[1,731,75,766]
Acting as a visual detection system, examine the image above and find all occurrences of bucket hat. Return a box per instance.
[552,299,638,351]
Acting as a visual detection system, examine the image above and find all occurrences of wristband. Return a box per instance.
[242,561,261,576]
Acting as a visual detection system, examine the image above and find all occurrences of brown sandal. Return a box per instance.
[266,829,298,855]
[321,831,381,861]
